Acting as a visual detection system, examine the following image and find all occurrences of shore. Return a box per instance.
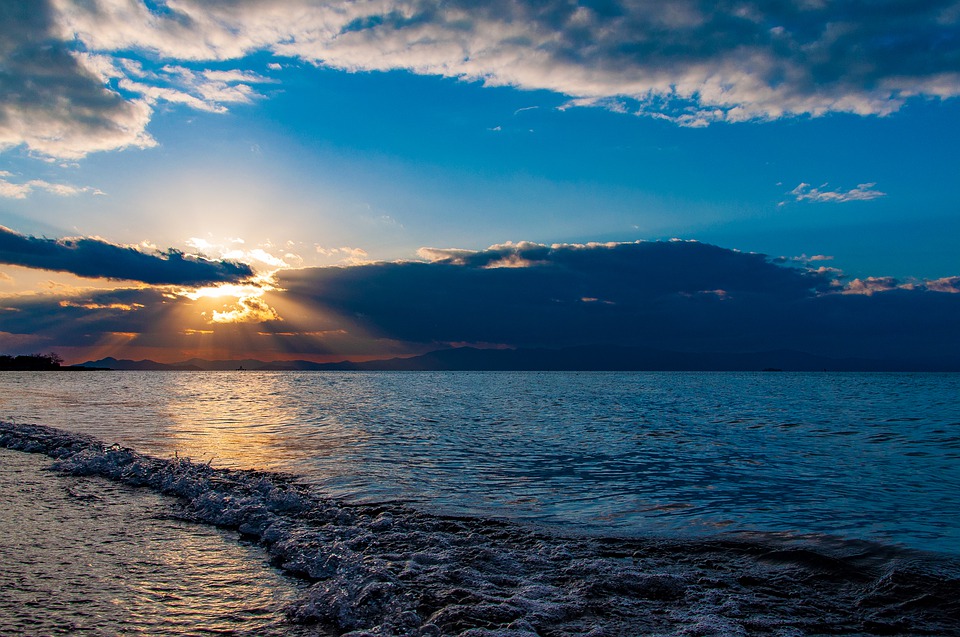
[3,421,959,636]
[0,444,314,636]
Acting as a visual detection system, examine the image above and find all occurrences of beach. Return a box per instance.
[0,444,312,636]
[3,420,959,636]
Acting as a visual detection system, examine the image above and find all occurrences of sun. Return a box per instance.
[180,276,282,324]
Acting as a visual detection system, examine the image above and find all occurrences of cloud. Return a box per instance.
[0,173,105,199]
[210,295,281,324]
[843,275,960,295]
[0,225,254,285]
[0,1,155,159]
[185,236,302,271]
[0,287,163,339]
[316,246,371,265]
[842,276,903,296]
[113,62,272,113]
[0,1,272,159]
[272,240,960,363]
[1,239,958,365]
[179,280,283,324]
[0,330,48,351]
[280,240,833,347]
[5,1,960,158]
[925,276,960,293]
[71,1,960,124]
[789,182,887,203]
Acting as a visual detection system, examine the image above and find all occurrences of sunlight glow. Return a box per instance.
[182,282,266,301]
[179,275,283,325]
[211,296,281,324]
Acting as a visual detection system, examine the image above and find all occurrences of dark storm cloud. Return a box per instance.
[0,288,172,347]
[0,226,254,285]
[278,241,960,363]
[279,240,817,348]
[2,241,958,365]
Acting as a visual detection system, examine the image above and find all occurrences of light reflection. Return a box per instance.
[159,372,365,476]
[0,450,306,636]
[4,371,960,552]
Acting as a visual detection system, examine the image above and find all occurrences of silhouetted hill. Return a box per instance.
[328,346,918,371]
[81,346,958,372]
[80,357,203,371]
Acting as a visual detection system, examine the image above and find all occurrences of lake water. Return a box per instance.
[2,371,959,635]
[2,370,958,553]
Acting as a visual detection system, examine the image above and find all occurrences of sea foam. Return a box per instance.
[2,421,958,636]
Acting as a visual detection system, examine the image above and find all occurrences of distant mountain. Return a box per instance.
[80,345,956,372]
[80,357,204,371]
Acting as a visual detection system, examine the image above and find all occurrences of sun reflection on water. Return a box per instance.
[158,371,365,473]
[3,370,960,553]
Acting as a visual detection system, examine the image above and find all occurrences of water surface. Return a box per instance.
[2,370,958,554]
[0,448,313,636]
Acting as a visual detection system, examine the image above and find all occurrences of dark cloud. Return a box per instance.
[1,240,958,366]
[0,288,172,347]
[0,226,253,285]
[277,241,960,363]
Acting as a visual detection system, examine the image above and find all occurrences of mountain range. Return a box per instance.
[79,345,959,372]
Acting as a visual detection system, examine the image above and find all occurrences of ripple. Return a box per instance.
[1,370,959,553]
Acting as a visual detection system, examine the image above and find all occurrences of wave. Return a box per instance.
[2,421,959,636]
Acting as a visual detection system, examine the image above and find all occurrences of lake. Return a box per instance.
[2,371,959,635]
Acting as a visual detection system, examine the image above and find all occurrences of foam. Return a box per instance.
[3,421,959,636]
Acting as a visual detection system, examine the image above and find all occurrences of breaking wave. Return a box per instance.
[3,421,959,636]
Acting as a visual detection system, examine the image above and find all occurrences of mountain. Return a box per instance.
[80,345,955,372]
[79,357,204,371]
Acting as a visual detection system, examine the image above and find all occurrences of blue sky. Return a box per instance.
[1,1,959,363]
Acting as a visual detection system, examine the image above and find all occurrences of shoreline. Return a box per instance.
[0,445,313,636]
[3,421,959,636]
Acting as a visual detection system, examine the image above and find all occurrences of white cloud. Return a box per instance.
[841,275,960,296]
[0,176,105,199]
[211,294,281,324]
[187,236,297,271]
[790,254,834,262]
[4,1,960,158]
[317,246,371,265]
[842,277,901,295]
[789,182,886,203]
[416,247,475,264]
[925,276,960,293]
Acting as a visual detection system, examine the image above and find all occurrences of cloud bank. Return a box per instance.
[275,241,960,362]
[2,240,958,365]
[0,226,254,285]
[3,0,960,157]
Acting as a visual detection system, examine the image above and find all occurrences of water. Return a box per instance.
[2,371,957,554]
[2,371,959,635]
[0,447,315,636]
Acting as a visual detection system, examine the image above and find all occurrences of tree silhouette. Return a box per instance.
[0,352,64,370]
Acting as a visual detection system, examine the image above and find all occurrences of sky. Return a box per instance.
[1,0,959,365]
